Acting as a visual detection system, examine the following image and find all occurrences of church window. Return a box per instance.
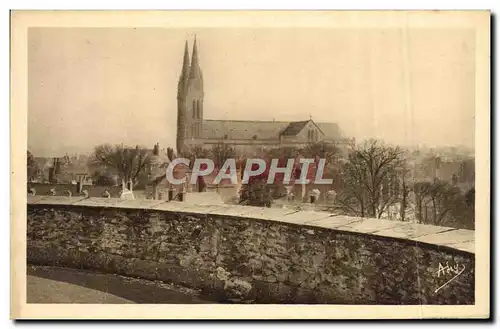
[253,135,258,140]
[192,100,196,119]
[224,134,228,140]
[196,100,201,119]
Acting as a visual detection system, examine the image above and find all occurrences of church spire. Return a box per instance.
[180,40,190,80]
[189,35,202,80]
[178,40,190,98]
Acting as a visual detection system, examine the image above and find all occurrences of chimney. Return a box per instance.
[54,158,61,175]
[179,186,185,202]
[76,179,82,195]
[48,167,55,183]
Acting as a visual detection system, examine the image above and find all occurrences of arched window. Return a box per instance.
[192,100,196,119]
[308,130,314,142]
[196,100,201,119]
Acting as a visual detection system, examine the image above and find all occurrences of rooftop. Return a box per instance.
[202,119,342,141]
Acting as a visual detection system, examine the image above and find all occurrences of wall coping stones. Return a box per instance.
[231,207,299,221]
[271,210,333,225]
[413,229,475,246]
[306,216,364,229]
[111,199,166,209]
[151,201,228,215]
[26,195,46,204]
[328,217,409,235]
[370,222,454,240]
[445,241,475,254]
[73,197,126,207]
[28,196,88,205]
[27,196,475,255]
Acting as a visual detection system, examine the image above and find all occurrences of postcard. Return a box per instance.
[11,10,490,319]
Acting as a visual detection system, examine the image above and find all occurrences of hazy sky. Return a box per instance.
[28,27,475,156]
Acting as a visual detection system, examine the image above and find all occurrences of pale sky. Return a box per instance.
[28,27,475,156]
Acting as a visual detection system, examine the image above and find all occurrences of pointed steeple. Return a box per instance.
[180,40,190,80]
[178,40,191,98]
[189,35,202,80]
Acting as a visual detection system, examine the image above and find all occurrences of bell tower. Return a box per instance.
[176,36,204,155]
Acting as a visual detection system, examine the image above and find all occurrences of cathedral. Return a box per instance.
[176,37,346,156]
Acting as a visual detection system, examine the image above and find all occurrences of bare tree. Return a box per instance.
[301,141,341,165]
[183,145,210,163]
[266,146,299,160]
[413,179,471,228]
[90,143,151,187]
[336,139,404,218]
[211,143,236,168]
[399,168,411,221]
[413,181,432,223]
[91,169,117,186]
[426,180,462,226]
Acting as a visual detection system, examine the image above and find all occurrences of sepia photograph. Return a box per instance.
[10,10,490,319]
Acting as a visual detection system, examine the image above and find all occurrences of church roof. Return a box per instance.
[203,119,290,140]
[202,119,342,141]
[316,122,342,140]
[280,121,310,136]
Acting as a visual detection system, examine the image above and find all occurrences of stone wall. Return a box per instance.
[27,197,475,304]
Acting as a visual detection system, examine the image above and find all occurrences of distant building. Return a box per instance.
[175,37,350,155]
[145,142,244,201]
[34,156,92,184]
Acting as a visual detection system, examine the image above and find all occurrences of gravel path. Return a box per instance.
[27,265,215,304]
[27,275,134,303]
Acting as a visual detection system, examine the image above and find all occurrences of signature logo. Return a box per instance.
[434,262,466,293]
